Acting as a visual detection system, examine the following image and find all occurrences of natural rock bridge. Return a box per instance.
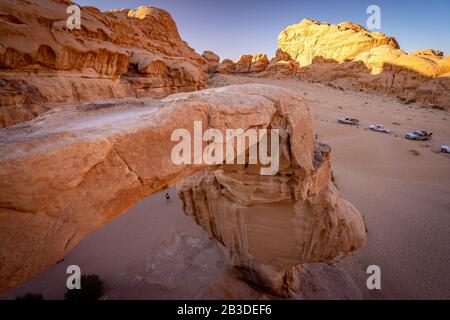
[0,84,366,294]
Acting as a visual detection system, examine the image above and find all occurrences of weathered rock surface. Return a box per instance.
[0,0,208,127]
[0,84,366,294]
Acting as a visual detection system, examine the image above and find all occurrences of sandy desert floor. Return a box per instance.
[3,75,450,300]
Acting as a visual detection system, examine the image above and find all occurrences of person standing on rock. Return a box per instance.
[165,192,171,204]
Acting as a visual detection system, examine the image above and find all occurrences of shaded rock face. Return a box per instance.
[202,50,220,73]
[0,0,208,127]
[216,59,234,74]
[0,84,366,294]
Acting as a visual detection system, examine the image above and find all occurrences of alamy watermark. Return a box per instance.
[171,121,280,175]
[366,265,381,290]
[66,5,81,30]
[366,5,381,30]
[66,265,81,290]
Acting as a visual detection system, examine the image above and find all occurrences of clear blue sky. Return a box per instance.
[77,0,450,61]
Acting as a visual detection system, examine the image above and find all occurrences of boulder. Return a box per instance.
[216,58,235,74]
[202,50,220,73]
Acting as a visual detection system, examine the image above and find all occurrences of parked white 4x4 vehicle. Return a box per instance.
[441,146,450,153]
[405,130,432,141]
[369,124,391,133]
[338,116,359,125]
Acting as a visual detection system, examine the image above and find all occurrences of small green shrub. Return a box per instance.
[64,274,104,301]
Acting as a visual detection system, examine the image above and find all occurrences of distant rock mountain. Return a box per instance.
[0,0,208,127]
[218,18,450,109]
[278,19,399,66]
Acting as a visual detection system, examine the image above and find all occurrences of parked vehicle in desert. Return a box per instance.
[441,146,450,153]
[369,124,391,133]
[338,116,359,125]
[405,130,432,140]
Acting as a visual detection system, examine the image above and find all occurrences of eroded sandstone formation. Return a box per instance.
[0,84,366,294]
[215,54,270,75]
[260,49,300,76]
[0,0,208,127]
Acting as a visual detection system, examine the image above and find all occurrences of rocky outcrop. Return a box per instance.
[0,84,366,294]
[411,49,444,57]
[279,19,450,108]
[234,54,253,73]
[249,54,270,73]
[216,59,234,74]
[202,50,220,73]
[0,0,208,127]
[260,49,299,76]
[224,19,449,108]
[278,19,399,66]
[215,54,270,74]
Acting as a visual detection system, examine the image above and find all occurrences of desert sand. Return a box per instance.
[3,75,449,300]
[3,186,361,300]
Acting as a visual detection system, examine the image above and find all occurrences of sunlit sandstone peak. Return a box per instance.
[278,18,400,66]
[230,18,449,108]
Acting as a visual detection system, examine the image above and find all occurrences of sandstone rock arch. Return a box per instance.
[0,84,366,294]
